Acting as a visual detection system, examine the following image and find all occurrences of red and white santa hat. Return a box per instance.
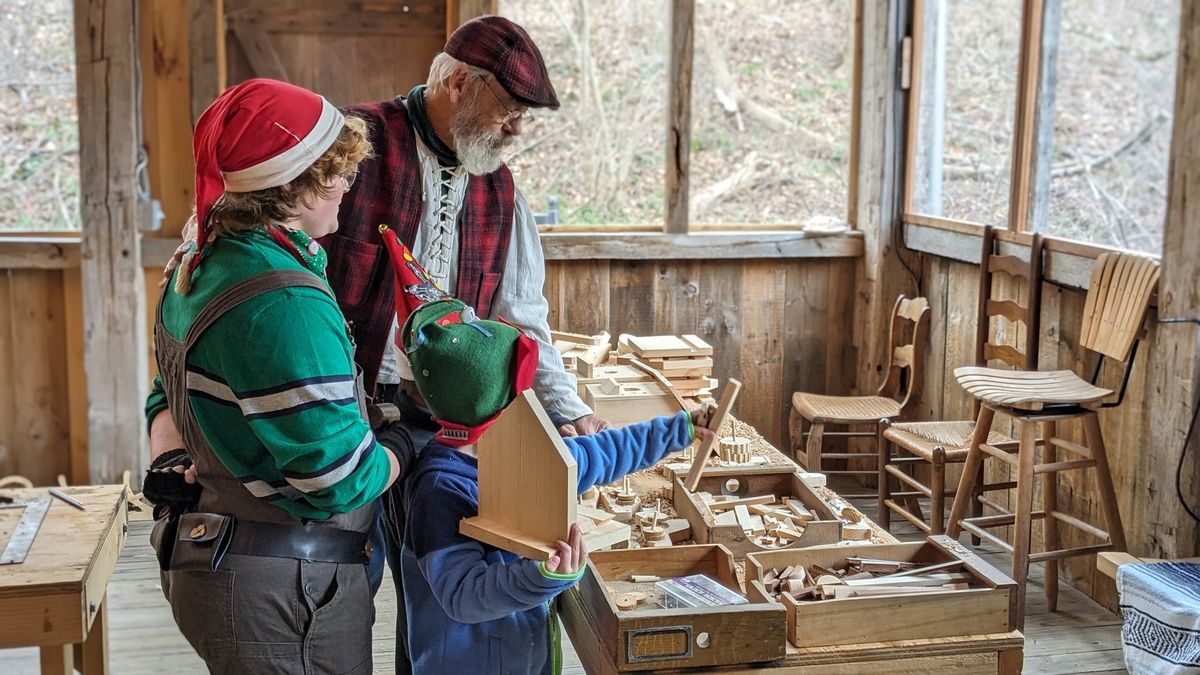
[179,78,343,292]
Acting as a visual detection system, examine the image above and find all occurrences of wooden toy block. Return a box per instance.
[459,390,576,561]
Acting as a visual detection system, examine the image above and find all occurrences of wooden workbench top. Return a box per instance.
[0,485,127,596]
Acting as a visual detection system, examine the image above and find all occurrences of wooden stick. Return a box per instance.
[652,498,661,530]
[683,378,742,491]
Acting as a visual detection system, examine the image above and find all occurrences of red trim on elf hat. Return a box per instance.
[187,78,343,283]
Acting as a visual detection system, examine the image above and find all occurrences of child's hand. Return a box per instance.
[545,523,589,576]
[690,404,717,442]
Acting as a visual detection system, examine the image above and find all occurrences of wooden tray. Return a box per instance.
[745,535,1019,648]
[559,544,786,672]
[671,466,842,557]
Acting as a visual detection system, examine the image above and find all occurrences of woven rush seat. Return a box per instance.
[883,421,1014,462]
[791,392,902,423]
[954,366,1113,410]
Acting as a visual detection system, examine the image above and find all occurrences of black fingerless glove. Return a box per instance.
[143,448,203,519]
[375,422,417,483]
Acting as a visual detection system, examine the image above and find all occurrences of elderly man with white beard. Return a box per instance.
[322,15,613,672]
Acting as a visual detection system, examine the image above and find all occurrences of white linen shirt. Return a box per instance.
[377,135,591,420]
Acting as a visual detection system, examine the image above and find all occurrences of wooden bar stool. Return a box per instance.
[789,295,929,498]
[946,252,1160,626]
[878,227,1043,535]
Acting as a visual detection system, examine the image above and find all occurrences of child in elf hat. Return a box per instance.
[394,297,712,674]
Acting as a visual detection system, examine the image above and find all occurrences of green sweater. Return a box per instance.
[145,227,391,520]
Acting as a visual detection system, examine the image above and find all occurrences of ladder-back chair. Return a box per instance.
[789,295,930,498]
[878,227,1043,535]
[946,251,1159,627]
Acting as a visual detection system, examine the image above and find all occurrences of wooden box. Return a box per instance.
[560,544,786,672]
[745,535,1019,648]
[672,466,842,557]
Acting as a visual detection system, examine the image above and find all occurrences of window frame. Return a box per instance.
[503,0,864,237]
[901,0,1169,262]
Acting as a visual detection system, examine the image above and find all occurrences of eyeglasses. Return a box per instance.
[477,74,531,126]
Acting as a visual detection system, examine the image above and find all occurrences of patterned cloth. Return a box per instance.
[1118,562,1200,673]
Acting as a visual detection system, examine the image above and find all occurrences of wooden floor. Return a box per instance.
[0,513,1126,674]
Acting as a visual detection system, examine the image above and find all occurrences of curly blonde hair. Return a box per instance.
[208,115,373,235]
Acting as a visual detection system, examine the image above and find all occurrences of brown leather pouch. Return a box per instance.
[170,512,235,571]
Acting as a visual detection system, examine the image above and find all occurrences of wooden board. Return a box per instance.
[625,334,714,359]
[559,544,786,672]
[745,536,1019,649]
[460,390,577,561]
[684,378,743,490]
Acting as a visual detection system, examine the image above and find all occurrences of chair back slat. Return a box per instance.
[1080,252,1159,362]
[878,295,931,407]
[983,343,1027,370]
[989,254,1032,280]
[974,226,1043,372]
[986,299,1028,325]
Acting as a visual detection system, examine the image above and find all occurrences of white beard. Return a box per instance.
[450,103,514,175]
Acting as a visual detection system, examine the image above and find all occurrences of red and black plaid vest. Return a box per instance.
[322,98,515,395]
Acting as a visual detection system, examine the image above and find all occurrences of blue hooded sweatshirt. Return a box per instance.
[400,411,696,674]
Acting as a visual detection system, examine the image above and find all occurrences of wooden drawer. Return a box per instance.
[559,544,786,672]
[671,466,842,558]
[745,536,1019,648]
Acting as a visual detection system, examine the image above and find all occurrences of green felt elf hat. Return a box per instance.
[400,298,538,446]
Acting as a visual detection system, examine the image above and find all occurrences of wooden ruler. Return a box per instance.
[0,497,51,564]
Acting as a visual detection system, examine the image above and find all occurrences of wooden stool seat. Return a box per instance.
[791,393,902,423]
[884,421,1013,462]
[954,367,1112,410]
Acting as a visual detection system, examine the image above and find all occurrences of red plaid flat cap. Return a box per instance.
[445,16,560,110]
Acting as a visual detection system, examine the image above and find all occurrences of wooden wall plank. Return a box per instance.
[608,261,656,337]
[0,273,14,479]
[561,260,610,335]
[63,268,88,484]
[783,262,831,453]
[697,262,743,412]
[8,271,71,485]
[651,260,701,333]
[737,261,786,445]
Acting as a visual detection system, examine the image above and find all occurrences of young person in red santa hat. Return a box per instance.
[143,78,414,674]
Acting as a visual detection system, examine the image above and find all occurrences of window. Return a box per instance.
[689,0,855,226]
[0,0,80,231]
[904,0,1180,257]
[501,0,859,231]
[908,0,1023,227]
[1040,0,1178,255]
[500,0,669,227]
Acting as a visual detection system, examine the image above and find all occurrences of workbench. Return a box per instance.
[0,485,127,674]
[561,416,1024,674]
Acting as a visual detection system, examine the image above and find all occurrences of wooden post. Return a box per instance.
[75,0,149,484]
[1025,0,1060,232]
[852,0,912,400]
[447,0,496,36]
[1007,0,1047,233]
[665,0,694,234]
[188,0,225,127]
[1147,0,1200,560]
